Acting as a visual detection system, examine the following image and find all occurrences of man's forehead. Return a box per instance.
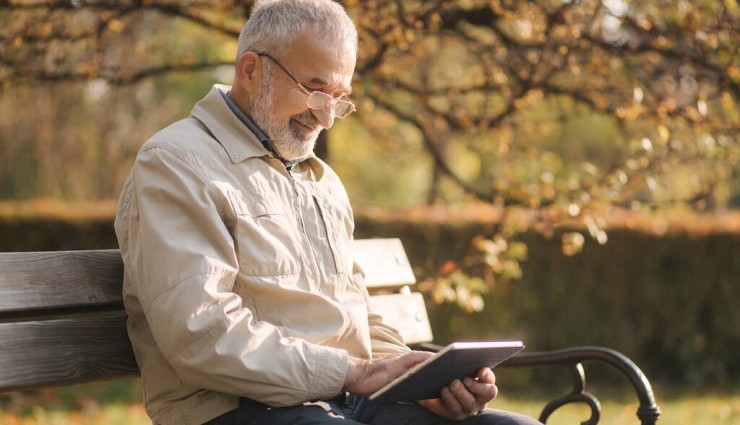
[282,59,355,96]
[283,27,356,92]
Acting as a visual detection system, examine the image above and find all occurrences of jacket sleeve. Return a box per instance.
[367,310,412,358]
[350,263,411,359]
[118,144,348,407]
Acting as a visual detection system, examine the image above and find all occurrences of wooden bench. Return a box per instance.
[0,238,661,424]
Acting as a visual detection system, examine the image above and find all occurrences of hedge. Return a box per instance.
[2,209,737,388]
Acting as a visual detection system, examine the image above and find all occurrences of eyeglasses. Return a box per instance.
[258,53,356,118]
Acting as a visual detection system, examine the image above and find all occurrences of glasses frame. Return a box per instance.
[257,53,356,118]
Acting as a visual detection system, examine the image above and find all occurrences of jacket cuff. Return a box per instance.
[307,345,348,401]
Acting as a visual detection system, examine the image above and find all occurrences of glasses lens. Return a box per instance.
[334,100,355,118]
[306,92,355,118]
[306,92,331,110]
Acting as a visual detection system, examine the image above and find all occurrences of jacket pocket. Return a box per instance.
[312,193,353,275]
[228,189,301,277]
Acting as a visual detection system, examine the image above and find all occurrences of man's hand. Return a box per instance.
[417,367,499,421]
[342,351,434,397]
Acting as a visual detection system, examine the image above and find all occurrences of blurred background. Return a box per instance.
[1,0,738,423]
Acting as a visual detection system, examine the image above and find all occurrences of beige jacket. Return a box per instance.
[114,85,408,425]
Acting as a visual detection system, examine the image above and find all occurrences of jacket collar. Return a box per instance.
[191,84,318,168]
[190,85,268,164]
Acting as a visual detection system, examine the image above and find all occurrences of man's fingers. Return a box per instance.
[417,363,499,421]
[344,350,435,396]
[476,367,496,384]
[399,350,435,367]
[463,369,498,402]
[450,379,482,415]
[439,385,467,419]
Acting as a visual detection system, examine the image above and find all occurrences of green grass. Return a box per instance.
[493,390,740,424]
[1,381,738,424]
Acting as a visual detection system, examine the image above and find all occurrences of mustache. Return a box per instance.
[293,112,319,130]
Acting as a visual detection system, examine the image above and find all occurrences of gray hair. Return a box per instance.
[236,0,358,61]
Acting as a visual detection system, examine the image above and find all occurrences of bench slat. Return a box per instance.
[353,238,416,288]
[0,250,123,318]
[368,292,433,345]
[0,313,138,392]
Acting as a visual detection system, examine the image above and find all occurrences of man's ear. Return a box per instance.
[235,52,261,91]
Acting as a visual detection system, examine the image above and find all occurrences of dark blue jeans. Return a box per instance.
[204,394,541,425]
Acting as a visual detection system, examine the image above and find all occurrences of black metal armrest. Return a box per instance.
[410,344,661,424]
[500,346,661,425]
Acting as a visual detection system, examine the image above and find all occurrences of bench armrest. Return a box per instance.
[412,344,661,425]
[502,346,661,425]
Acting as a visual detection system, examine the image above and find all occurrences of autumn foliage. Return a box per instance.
[1,0,738,308]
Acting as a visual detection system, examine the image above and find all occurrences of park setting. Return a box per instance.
[1,0,739,424]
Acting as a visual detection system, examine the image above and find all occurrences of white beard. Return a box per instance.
[249,72,321,162]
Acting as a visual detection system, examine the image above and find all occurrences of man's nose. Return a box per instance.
[312,105,336,129]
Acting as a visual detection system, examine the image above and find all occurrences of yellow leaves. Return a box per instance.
[218,40,238,62]
[629,137,654,157]
[657,99,678,118]
[490,0,552,44]
[616,104,643,121]
[633,15,654,31]
[74,55,102,79]
[426,273,487,313]
[107,19,126,33]
[683,105,704,123]
[454,278,487,313]
[424,233,528,313]
[633,86,644,103]
[515,19,533,39]
[694,30,719,49]
[562,231,585,256]
[38,22,54,38]
[133,41,147,55]
[508,241,529,262]
[551,25,569,41]
[654,36,673,49]
[513,89,543,109]
[584,214,608,245]
[474,235,507,265]
[641,137,654,153]
[727,64,740,83]
[657,125,671,146]
[472,234,528,281]
[568,203,581,217]
[697,99,708,116]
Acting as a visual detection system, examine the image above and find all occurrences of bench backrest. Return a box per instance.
[353,238,433,345]
[0,238,431,393]
[0,249,137,392]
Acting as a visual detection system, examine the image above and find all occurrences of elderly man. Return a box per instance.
[115,0,541,424]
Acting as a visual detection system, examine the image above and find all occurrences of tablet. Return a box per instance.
[369,341,524,403]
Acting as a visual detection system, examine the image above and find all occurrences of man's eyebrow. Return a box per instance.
[305,76,353,95]
[306,76,328,87]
